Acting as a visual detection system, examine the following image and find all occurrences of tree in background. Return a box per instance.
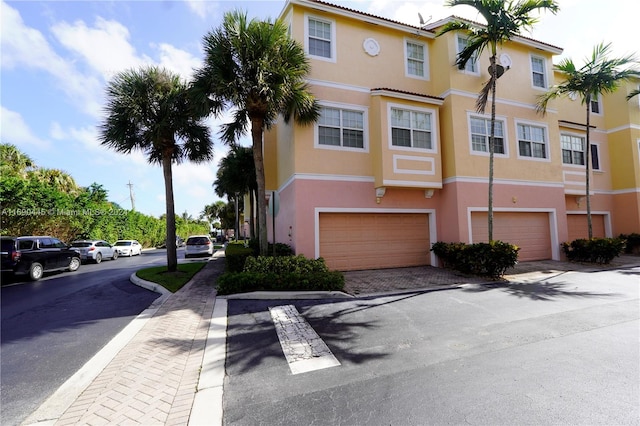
[536,43,639,238]
[100,66,213,272]
[192,10,319,255]
[437,0,559,242]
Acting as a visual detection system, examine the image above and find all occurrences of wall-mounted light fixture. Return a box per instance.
[375,187,386,204]
[576,196,585,206]
[424,189,435,199]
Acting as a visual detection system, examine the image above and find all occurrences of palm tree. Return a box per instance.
[192,10,319,256]
[100,66,213,272]
[628,87,640,101]
[0,143,35,177]
[536,43,639,238]
[437,0,559,241]
[213,146,257,238]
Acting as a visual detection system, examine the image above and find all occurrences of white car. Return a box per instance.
[184,235,214,258]
[113,240,142,257]
[70,240,118,264]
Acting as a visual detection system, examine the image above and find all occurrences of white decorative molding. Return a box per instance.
[363,38,380,56]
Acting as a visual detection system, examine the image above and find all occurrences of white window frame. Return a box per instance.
[404,38,429,80]
[590,93,602,115]
[590,142,601,171]
[304,14,336,63]
[560,132,586,166]
[530,54,547,89]
[515,120,550,162]
[467,112,508,157]
[315,102,368,152]
[456,35,479,75]
[387,103,437,153]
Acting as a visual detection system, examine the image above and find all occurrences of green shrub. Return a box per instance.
[247,239,294,256]
[216,270,344,295]
[619,233,640,254]
[431,240,519,278]
[562,237,625,264]
[224,242,254,272]
[243,255,329,274]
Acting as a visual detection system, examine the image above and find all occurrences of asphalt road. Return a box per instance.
[0,249,170,426]
[224,267,640,425]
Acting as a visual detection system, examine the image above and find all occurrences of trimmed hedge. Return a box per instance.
[243,255,329,274]
[619,233,640,254]
[561,237,625,264]
[224,242,254,273]
[216,270,345,295]
[431,240,519,278]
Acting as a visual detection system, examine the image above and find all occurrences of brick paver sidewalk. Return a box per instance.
[54,256,224,426]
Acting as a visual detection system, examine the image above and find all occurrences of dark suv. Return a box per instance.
[1,236,81,281]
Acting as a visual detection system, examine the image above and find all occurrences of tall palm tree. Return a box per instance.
[192,10,319,256]
[536,43,639,238]
[0,143,35,177]
[628,87,640,100]
[100,66,213,272]
[437,0,559,242]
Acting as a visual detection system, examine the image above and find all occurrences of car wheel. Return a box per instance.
[68,257,81,272]
[95,252,102,264]
[29,262,44,281]
[112,251,118,260]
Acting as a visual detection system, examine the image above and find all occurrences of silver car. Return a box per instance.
[70,240,118,264]
[184,235,214,258]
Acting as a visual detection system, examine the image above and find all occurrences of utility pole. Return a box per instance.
[127,181,135,211]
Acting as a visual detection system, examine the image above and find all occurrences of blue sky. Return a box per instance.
[2,0,636,219]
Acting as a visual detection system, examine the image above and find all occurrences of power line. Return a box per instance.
[127,181,135,211]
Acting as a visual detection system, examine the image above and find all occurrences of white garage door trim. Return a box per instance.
[315,208,438,266]
[467,207,560,260]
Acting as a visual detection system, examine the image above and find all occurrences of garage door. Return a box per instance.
[567,214,605,241]
[319,213,430,271]
[472,212,551,261]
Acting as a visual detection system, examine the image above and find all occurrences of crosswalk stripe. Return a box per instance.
[269,304,341,375]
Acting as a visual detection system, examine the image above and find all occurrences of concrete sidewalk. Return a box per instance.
[22,252,640,425]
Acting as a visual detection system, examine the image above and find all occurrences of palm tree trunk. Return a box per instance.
[585,97,593,239]
[488,55,497,243]
[162,152,178,272]
[249,188,256,239]
[252,117,268,256]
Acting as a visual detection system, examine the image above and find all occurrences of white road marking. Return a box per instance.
[269,304,340,375]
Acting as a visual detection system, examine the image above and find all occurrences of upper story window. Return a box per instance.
[317,105,365,150]
[590,144,600,170]
[517,123,548,159]
[590,94,601,114]
[470,116,505,154]
[561,134,585,165]
[456,36,478,74]
[306,16,335,61]
[405,39,428,79]
[390,107,433,150]
[530,55,547,88]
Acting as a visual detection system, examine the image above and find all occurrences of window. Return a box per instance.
[391,107,432,149]
[470,116,505,154]
[405,40,427,78]
[590,94,600,114]
[318,106,364,149]
[561,134,585,165]
[590,144,600,170]
[308,17,332,59]
[518,123,547,158]
[530,56,546,88]
[456,36,478,74]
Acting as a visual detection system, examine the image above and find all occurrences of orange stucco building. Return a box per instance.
[262,0,640,271]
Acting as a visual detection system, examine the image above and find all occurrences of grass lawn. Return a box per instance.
[136,262,207,293]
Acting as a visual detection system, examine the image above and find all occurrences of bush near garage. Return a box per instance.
[431,240,519,278]
[216,253,344,295]
[224,241,254,273]
[619,233,640,254]
[561,237,625,264]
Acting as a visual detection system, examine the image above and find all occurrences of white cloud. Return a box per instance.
[50,16,150,80]
[1,107,51,149]
[153,43,202,81]
[184,0,220,19]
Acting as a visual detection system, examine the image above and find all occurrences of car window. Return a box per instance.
[52,239,66,248]
[40,238,55,248]
[115,241,131,246]
[1,239,16,251]
[71,242,92,248]
[187,237,209,245]
[18,240,34,250]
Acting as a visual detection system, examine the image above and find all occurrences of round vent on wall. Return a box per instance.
[363,38,380,56]
[499,53,512,68]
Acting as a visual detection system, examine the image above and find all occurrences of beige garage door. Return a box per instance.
[472,212,552,261]
[319,213,431,271]
[567,214,605,241]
